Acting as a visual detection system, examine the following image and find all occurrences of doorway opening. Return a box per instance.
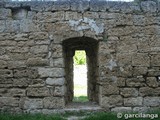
[63,37,99,105]
[73,50,88,102]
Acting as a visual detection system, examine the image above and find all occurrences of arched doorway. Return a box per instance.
[63,37,99,104]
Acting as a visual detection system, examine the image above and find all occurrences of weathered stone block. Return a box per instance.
[29,32,48,40]
[8,47,29,53]
[14,33,28,41]
[151,54,160,66]
[139,87,160,96]
[120,88,138,97]
[9,88,26,97]
[133,15,146,26]
[146,77,159,88]
[0,97,19,107]
[13,69,38,78]
[0,8,12,19]
[8,61,26,69]
[144,97,160,107]
[30,45,48,54]
[51,44,63,58]
[98,41,116,55]
[108,26,134,36]
[26,58,48,67]
[0,69,13,78]
[117,77,126,87]
[43,97,65,109]
[13,78,30,87]
[50,58,64,67]
[117,53,132,66]
[132,53,150,67]
[20,19,40,32]
[5,20,20,33]
[100,84,119,95]
[118,65,133,77]
[37,11,65,22]
[126,77,146,87]
[100,95,123,108]
[133,107,150,113]
[141,1,157,13]
[27,87,50,97]
[124,97,143,107]
[133,67,148,76]
[38,68,65,78]
[46,77,64,86]
[0,60,7,69]
[148,68,160,77]
[150,35,160,47]
[52,86,65,96]
[23,98,43,109]
[0,20,5,32]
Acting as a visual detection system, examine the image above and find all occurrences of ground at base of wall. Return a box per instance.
[1,110,160,120]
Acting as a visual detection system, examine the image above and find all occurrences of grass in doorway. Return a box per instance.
[73,96,89,102]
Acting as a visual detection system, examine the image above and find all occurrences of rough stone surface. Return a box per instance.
[23,99,43,109]
[120,88,138,97]
[46,78,65,86]
[124,97,143,107]
[0,0,160,113]
[27,87,50,97]
[43,97,65,109]
[144,97,160,107]
[38,68,65,78]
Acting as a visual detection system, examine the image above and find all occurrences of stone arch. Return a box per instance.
[62,37,99,104]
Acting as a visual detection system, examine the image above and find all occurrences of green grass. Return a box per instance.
[0,113,65,120]
[0,111,160,120]
[84,112,118,120]
[73,96,89,102]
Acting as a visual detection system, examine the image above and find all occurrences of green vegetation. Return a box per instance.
[73,96,89,102]
[0,113,65,120]
[84,112,117,120]
[73,50,86,65]
[0,110,160,120]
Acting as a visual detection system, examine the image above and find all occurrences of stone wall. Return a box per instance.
[0,0,160,113]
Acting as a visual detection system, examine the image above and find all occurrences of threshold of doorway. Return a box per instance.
[64,102,104,112]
